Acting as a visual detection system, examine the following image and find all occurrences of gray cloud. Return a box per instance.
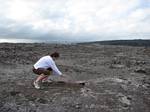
[0,0,149,42]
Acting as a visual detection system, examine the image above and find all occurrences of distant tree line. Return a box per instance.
[98,40,150,47]
[81,39,150,47]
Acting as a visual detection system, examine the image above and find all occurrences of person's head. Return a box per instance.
[50,52,60,60]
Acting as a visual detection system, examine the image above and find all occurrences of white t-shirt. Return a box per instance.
[34,56,62,75]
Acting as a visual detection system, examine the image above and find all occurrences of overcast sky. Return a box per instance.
[0,0,150,42]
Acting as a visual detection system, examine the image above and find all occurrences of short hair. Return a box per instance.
[50,52,60,58]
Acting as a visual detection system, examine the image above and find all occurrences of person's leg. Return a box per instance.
[41,67,52,82]
[34,74,49,89]
[35,73,48,83]
[42,76,49,82]
[33,68,51,89]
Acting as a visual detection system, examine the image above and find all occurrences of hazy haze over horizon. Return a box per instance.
[0,0,150,43]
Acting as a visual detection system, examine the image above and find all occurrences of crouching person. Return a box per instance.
[32,52,65,89]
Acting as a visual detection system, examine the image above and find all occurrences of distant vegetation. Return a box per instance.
[81,39,150,47]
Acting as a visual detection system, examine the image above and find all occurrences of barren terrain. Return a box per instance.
[0,43,150,112]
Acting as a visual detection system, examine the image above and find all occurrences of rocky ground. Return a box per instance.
[0,43,150,112]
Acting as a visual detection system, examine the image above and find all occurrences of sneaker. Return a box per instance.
[33,81,40,89]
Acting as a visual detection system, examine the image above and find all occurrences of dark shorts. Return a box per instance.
[32,67,52,75]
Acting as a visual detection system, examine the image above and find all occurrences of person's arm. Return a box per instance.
[50,60,62,76]
[50,59,74,82]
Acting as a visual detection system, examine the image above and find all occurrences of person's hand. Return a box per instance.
[60,74,66,77]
